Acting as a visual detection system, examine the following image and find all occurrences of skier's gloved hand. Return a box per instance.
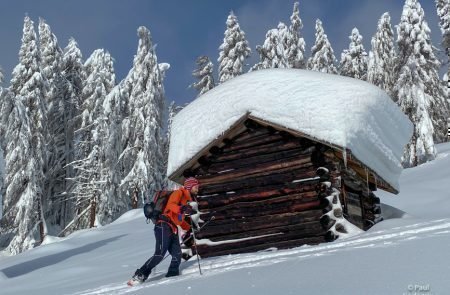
[180,204,197,215]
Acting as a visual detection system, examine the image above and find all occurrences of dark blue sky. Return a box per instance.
[0,0,444,106]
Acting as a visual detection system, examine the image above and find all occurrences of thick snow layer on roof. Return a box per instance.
[168,69,413,191]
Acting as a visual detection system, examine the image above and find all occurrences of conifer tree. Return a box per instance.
[436,0,450,91]
[252,23,289,71]
[340,28,368,80]
[367,12,396,95]
[191,56,215,97]
[218,11,251,83]
[120,27,165,208]
[286,2,306,68]
[395,0,448,166]
[307,19,338,74]
[71,49,115,229]
[38,18,66,229]
[61,38,84,229]
[3,16,48,254]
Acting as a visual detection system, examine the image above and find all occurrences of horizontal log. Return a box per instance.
[198,156,313,185]
[198,221,323,241]
[199,168,318,195]
[198,181,321,209]
[212,141,304,162]
[197,235,327,258]
[200,198,324,222]
[222,134,285,153]
[199,210,323,236]
[206,147,315,174]
[231,128,272,143]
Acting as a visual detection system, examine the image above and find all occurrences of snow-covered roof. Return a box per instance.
[168,69,413,191]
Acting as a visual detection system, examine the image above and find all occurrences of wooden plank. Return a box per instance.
[196,235,327,258]
[206,147,314,174]
[199,210,323,236]
[199,221,323,241]
[198,182,321,209]
[199,168,318,195]
[198,156,313,185]
[200,198,323,222]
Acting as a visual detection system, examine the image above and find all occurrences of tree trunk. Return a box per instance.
[132,187,139,209]
[89,197,96,228]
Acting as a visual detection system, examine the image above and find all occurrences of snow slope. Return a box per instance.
[168,69,413,191]
[1,143,449,295]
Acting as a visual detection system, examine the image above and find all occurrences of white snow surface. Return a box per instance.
[1,142,450,295]
[168,69,413,190]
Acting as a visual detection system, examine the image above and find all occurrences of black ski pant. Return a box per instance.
[139,222,182,277]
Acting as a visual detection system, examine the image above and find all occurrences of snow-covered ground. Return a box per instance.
[1,143,449,295]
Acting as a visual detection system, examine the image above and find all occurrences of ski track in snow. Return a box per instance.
[71,218,450,295]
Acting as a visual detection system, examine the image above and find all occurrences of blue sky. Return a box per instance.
[0,0,444,106]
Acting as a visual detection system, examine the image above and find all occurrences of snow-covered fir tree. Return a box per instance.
[3,16,48,254]
[120,26,165,208]
[218,11,251,83]
[307,19,338,74]
[436,0,450,49]
[38,18,66,230]
[340,28,368,80]
[252,23,289,71]
[286,1,306,69]
[190,56,215,97]
[71,49,115,229]
[163,101,185,190]
[367,12,396,96]
[436,0,450,92]
[0,68,5,221]
[61,38,84,230]
[395,0,449,166]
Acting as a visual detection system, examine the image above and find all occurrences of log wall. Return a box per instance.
[181,119,382,259]
[186,120,349,258]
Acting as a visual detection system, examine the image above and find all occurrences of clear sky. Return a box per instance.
[0,0,445,106]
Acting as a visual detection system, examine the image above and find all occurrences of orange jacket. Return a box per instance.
[159,187,192,234]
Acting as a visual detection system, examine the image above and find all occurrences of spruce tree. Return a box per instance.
[71,49,115,229]
[252,23,289,71]
[120,26,165,208]
[38,18,66,230]
[436,0,450,93]
[61,38,84,230]
[395,0,448,166]
[307,19,338,74]
[340,28,368,80]
[367,12,396,96]
[218,11,251,83]
[191,56,215,97]
[3,16,48,254]
[286,1,306,68]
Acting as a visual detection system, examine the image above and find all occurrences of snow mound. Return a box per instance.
[168,69,413,190]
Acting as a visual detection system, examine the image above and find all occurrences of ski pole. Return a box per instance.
[189,218,202,275]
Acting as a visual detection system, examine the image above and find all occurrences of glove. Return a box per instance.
[180,204,197,215]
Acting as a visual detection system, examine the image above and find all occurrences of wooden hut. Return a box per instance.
[167,69,413,259]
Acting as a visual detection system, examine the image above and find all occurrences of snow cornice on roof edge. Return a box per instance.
[168,69,413,192]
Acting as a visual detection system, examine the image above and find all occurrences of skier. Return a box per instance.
[128,177,200,285]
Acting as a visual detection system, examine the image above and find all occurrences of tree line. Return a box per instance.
[0,0,449,255]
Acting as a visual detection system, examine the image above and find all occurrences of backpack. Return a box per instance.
[144,190,173,224]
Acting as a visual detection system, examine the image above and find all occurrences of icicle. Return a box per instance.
[365,167,370,196]
[342,148,347,169]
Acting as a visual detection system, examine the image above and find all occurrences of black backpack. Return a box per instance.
[144,190,173,224]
